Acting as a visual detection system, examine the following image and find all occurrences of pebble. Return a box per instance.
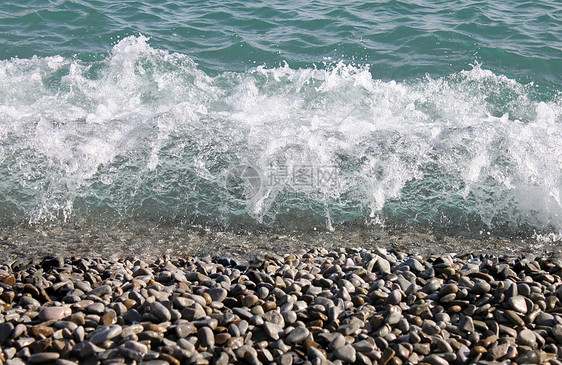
[0,248,560,365]
[27,352,60,363]
[508,296,528,314]
[90,325,122,344]
[335,344,356,363]
[517,328,537,347]
[198,326,215,347]
[0,322,14,344]
[38,306,71,321]
[150,301,171,322]
[285,326,309,344]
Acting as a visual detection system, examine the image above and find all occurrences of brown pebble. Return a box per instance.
[0,291,15,303]
[470,346,487,356]
[31,325,54,337]
[1,275,16,286]
[202,292,212,305]
[481,335,498,347]
[242,295,259,307]
[142,323,167,333]
[227,336,244,350]
[122,299,137,310]
[448,305,462,313]
[263,301,276,311]
[215,333,231,345]
[101,310,117,325]
[159,353,181,365]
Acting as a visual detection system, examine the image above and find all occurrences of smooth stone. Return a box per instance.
[472,280,491,294]
[353,340,375,353]
[285,326,309,344]
[0,322,14,344]
[198,326,215,347]
[508,296,528,314]
[28,352,60,363]
[54,320,78,331]
[338,322,361,336]
[552,324,562,344]
[434,338,453,353]
[208,288,228,302]
[386,312,402,325]
[87,285,112,297]
[505,310,525,327]
[87,302,105,314]
[328,334,346,351]
[423,354,449,365]
[518,328,536,347]
[176,323,196,338]
[489,342,510,360]
[263,321,283,340]
[459,316,474,333]
[90,325,122,344]
[215,332,231,345]
[278,354,293,365]
[335,344,357,363]
[385,289,402,305]
[101,310,117,325]
[457,344,470,364]
[124,340,148,354]
[242,295,259,307]
[150,301,171,322]
[375,257,391,274]
[31,325,54,337]
[121,324,144,338]
[406,258,424,272]
[439,284,459,297]
[39,306,72,321]
[182,303,206,321]
[422,320,440,335]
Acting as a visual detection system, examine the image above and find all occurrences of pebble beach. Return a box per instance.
[1,227,562,365]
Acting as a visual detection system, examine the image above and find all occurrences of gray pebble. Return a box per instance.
[285,326,309,344]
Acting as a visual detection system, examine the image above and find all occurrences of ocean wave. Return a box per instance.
[0,35,561,236]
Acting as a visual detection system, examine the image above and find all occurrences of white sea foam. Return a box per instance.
[0,36,561,236]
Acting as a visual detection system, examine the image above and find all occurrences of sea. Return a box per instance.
[0,0,561,252]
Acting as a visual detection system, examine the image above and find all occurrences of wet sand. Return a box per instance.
[1,223,560,265]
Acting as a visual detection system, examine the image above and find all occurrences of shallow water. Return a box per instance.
[0,1,561,240]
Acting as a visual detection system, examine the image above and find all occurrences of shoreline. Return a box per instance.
[1,223,560,265]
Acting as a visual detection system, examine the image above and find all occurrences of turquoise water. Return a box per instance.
[0,0,561,237]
